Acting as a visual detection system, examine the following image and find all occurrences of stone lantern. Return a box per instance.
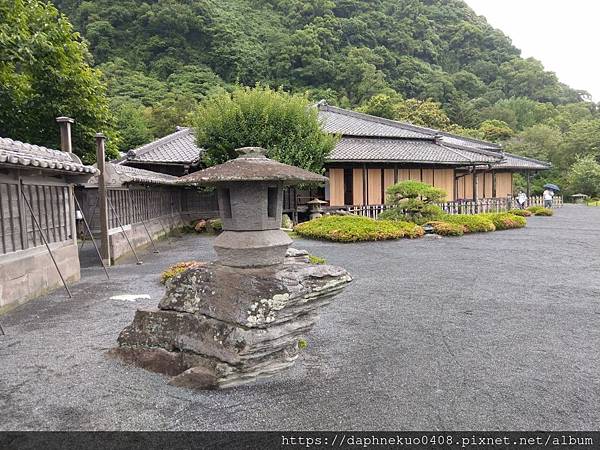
[183,147,327,267]
[307,198,327,220]
[111,147,352,389]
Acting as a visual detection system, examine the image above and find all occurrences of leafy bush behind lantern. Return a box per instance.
[379,180,446,224]
[192,85,337,174]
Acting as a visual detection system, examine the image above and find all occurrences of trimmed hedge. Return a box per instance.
[527,206,554,216]
[440,214,496,233]
[294,215,424,242]
[508,209,533,217]
[479,212,527,230]
[426,221,464,236]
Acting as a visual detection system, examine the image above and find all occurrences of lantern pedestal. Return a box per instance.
[214,229,292,268]
[110,250,351,389]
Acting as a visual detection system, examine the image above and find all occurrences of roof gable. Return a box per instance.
[124,127,203,165]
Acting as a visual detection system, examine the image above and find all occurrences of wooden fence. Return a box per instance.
[75,186,219,233]
[0,181,73,255]
[338,196,563,220]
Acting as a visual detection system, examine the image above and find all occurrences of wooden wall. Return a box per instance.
[495,172,513,197]
[0,176,72,255]
[367,169,382,205]
[352,168,364,205]
[328,168,345,206]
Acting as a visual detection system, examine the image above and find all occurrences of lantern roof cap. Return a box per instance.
[178,147,328,185]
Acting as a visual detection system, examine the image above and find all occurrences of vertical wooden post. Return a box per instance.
[472,167,478,213]
[492,172,497,198]
[526,170,531,198]
[96,133,111,266]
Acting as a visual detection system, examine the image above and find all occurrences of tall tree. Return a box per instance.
[193,85,337,173]
[0,0,117,162]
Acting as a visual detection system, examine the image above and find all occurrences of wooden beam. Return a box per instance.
[96,133,111,266]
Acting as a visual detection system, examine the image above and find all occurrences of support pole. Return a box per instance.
[80,194,99,251]
[96,134,111,266]
[140,217,159,254]
[526,170,531,198]
[472,167,479,213]
[20,185,72,298]
[108,198,143,265]
[74,195,110,280]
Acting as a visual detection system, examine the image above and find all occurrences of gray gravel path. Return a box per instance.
[0,205,599,430]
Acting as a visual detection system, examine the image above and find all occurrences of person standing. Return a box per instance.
[517,191,527,209]
[543,188,554,208]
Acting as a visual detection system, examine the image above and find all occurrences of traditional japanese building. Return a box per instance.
[119,127,203,176]
[0,122,97,311]
[317,102,550,207]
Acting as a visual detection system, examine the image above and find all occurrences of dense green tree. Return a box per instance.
[192,85,337,173]
[0,0,118,162]
[112,100,153,152]
[566,156,600,197]
[505,125,563,162]
[478,119,514,143]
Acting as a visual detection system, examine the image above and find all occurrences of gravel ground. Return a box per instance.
[0,205,599,431]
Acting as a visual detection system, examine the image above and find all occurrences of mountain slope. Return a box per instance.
[54,0,584,115]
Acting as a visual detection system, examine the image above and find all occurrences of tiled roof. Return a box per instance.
[316,102,503,153]
[327,137,502,165]
[493,152,551,170]
[124,127,203,165]
[0,137,97,174]
[112,164,179,185]
[317,104,433,139]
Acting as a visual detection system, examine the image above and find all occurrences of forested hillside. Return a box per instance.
[3,0,600,194]
[55,0,584,112]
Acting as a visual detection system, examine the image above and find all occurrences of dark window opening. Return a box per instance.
[267,187,278,217]
[343,169,353,205]
[221,188,232,218]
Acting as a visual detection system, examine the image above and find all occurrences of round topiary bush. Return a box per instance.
[508,209,533,217]
[527,206,554,216]
[426,221,464,236]
[440,214,496,233]
[479,213,527,230]
[294,215,424,242]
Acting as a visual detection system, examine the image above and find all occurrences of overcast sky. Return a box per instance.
[466,0,599,101]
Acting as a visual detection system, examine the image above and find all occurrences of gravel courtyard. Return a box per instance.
[0,205,598,430]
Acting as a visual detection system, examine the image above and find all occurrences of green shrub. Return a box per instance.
[378,204,443,225]
[308,254,326,264]
[160,261,204,284]
[207,218,223,232]
[508,209,533,217]
[527,206,554,216]
[426,221,464,236]
[441,214,496,233]
[294,215,424,242]
[383,180,446,224]
[479,213,527,230]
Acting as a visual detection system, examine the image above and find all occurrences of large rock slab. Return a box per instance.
[112,252,351,389]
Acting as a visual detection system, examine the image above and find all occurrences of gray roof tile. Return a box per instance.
[0,136,97,174]
[494,152,551,170]
[125,128,203,164]
[112,164,179,185]
[318,105,432,139]
[327,137,502,164]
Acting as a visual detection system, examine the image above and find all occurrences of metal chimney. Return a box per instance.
[56,117,74,153]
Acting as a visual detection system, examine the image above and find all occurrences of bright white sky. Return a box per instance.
[466,0,600,101]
